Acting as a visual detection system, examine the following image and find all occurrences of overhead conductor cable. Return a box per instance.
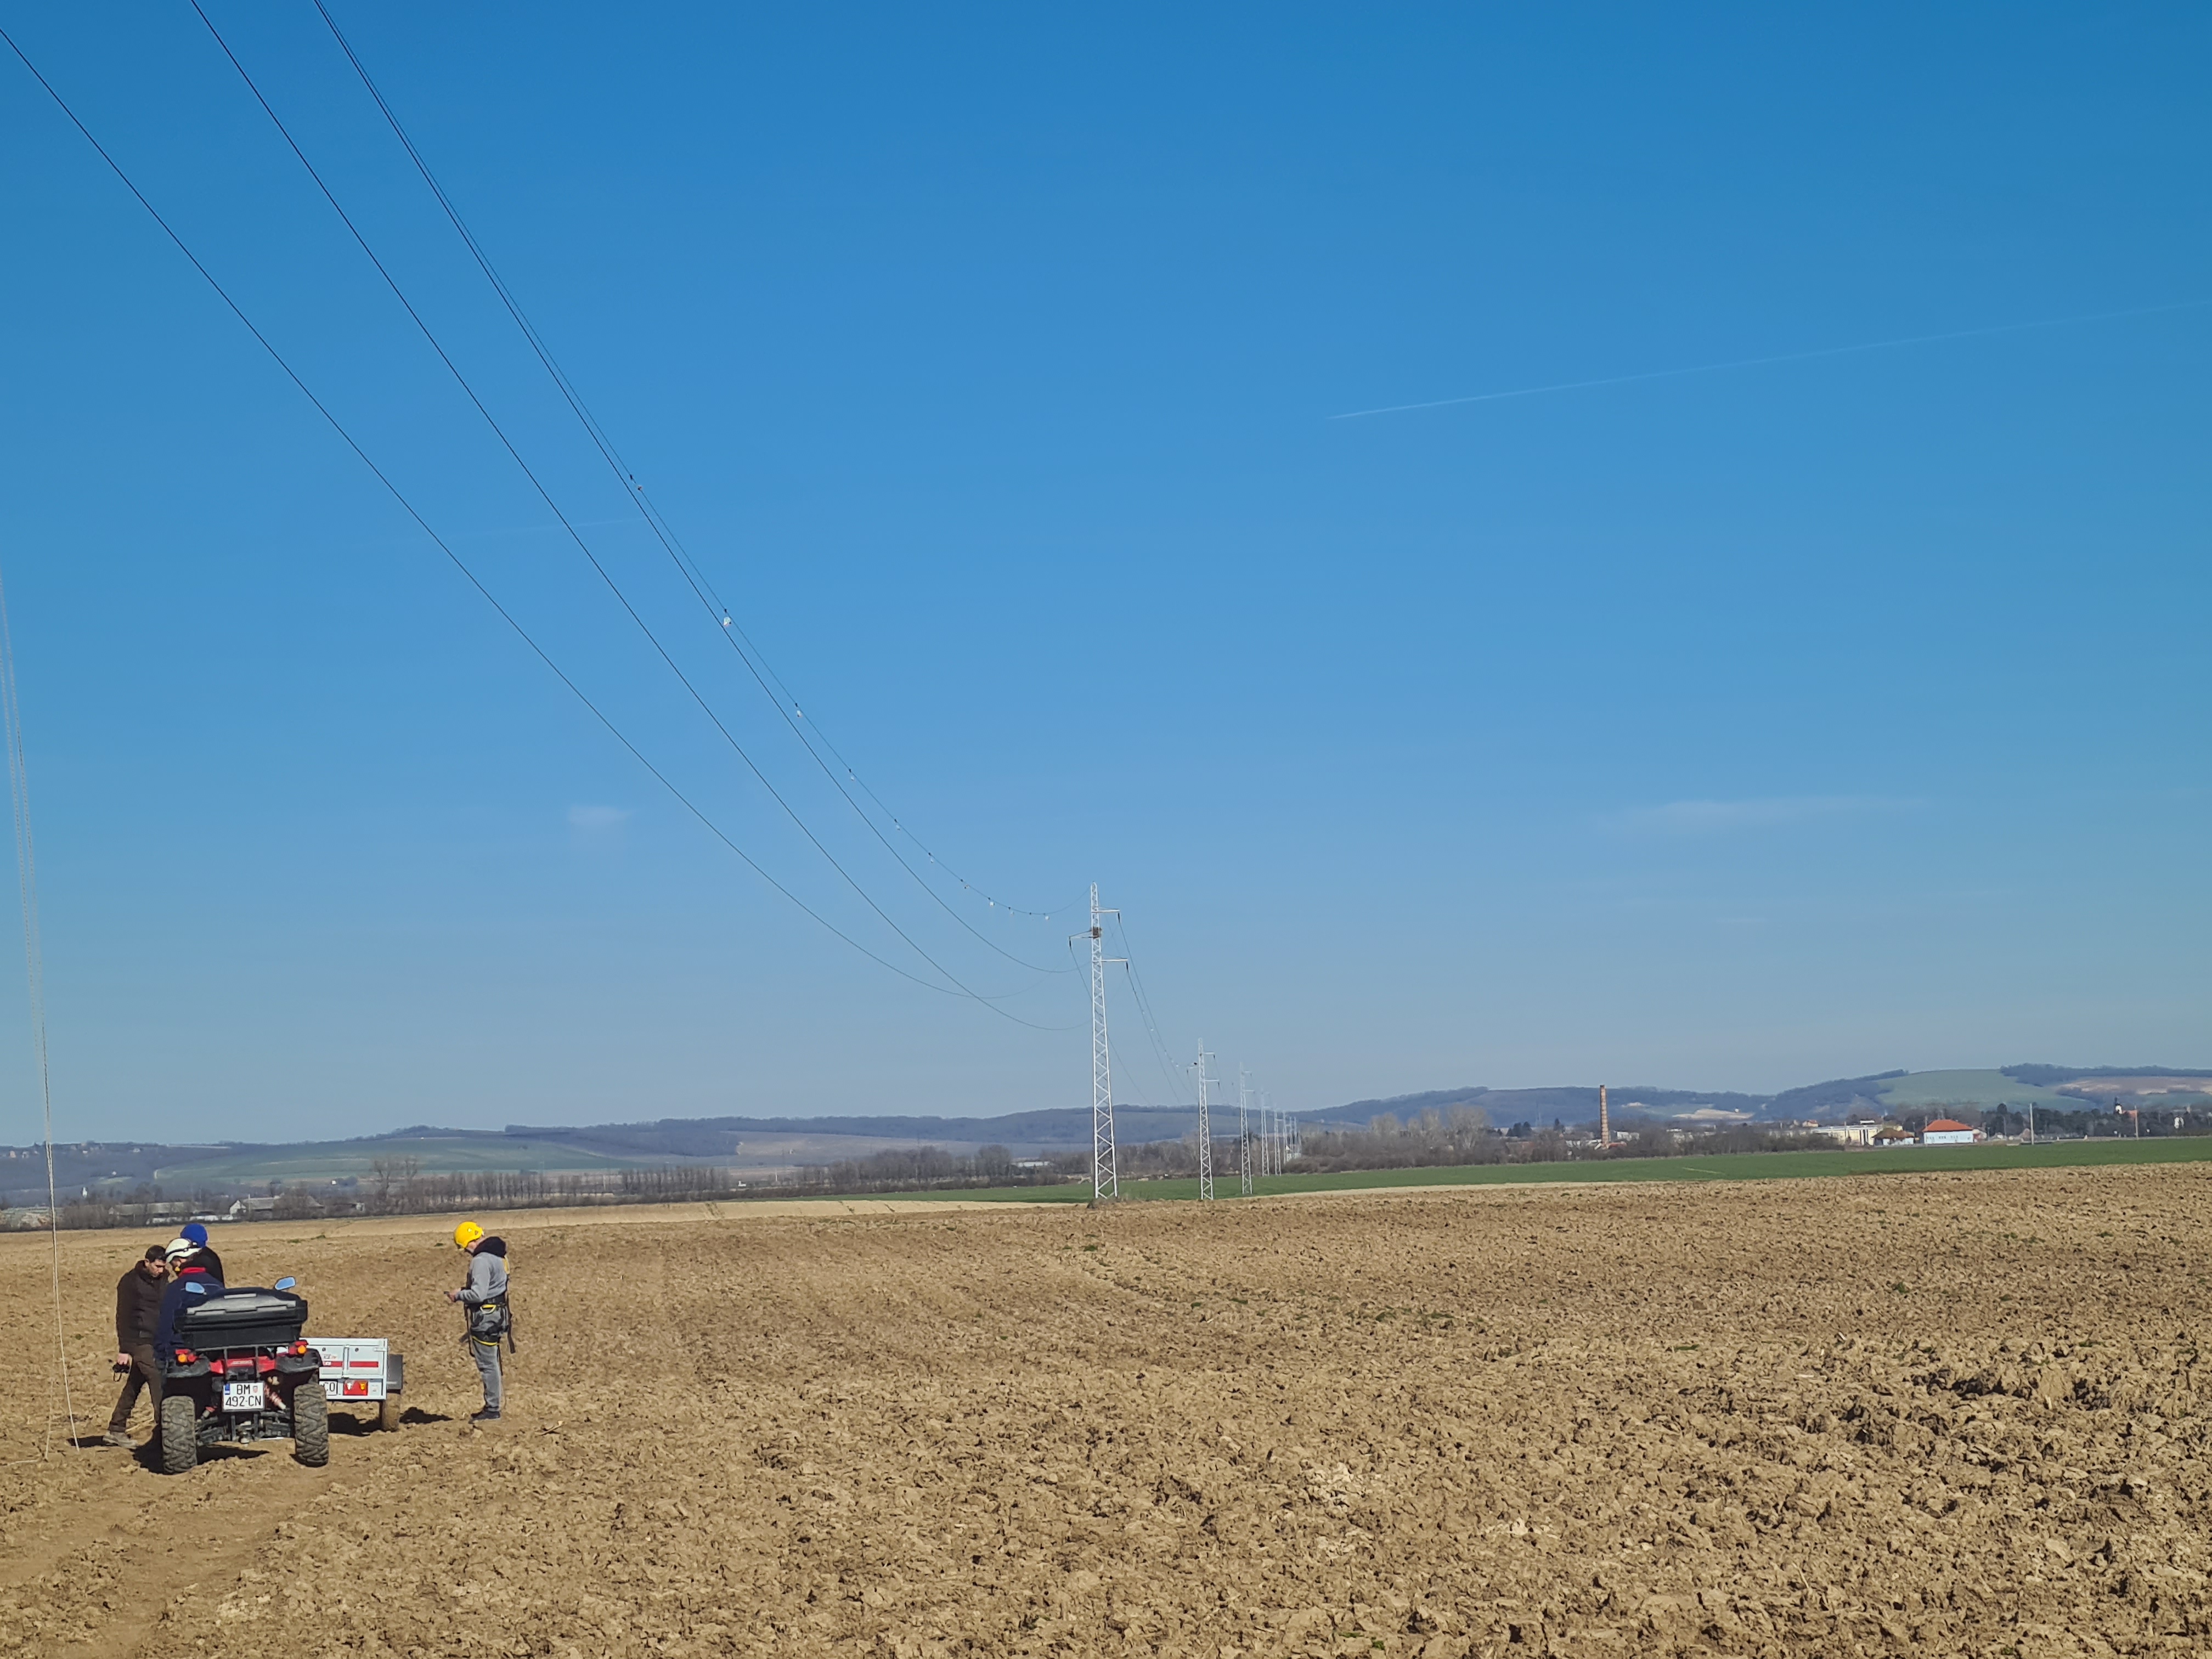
[182,3,1066,1010]
[302,0,1076,946]
[0,23,1066,1027]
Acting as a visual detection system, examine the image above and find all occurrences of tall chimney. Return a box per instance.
[1599,1083,1610,1147]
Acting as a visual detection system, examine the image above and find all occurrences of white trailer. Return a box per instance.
[314,1336,405,1431]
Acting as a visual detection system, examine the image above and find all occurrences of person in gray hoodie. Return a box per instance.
[446,1221,510,1422]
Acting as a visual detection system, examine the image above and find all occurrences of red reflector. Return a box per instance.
[341,1381,370,1396]
[348,1361,379,1368]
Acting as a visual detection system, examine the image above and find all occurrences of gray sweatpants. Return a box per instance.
[471,1336,503,1413]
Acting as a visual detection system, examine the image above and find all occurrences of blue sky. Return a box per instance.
[0,4,2204,1141]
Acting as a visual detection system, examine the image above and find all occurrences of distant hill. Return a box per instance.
[1763,1070,1908,1120]
[1757,1066,2212,1122]
[1997,1064,2212,1109]
[7,1062,2204,1205]
[1874,1070,2084,1112]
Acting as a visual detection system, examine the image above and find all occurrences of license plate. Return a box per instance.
[322,1380,343,1401]
[222,1381,266,1412]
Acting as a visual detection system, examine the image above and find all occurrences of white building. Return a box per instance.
[1922,1118,1979,1146]
[1809,1124,1875,1146]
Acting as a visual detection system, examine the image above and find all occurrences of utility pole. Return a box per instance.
[1599,1083,1610,1149]
[1084,884,1125,1201]
[1238,1065,1253,1196]
[1194,1042,1217,1201]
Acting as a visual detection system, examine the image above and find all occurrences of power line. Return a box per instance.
[1111,915,1192,1105]
[0,22,1073,1029]
[304,0,1076,934]
[1118,963,1188,1107]
[180,4,1068,1003]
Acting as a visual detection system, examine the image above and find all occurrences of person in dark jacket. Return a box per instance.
[177,1221,223,1283]
[151,1245,226,1357]
[101,1245,170,1448]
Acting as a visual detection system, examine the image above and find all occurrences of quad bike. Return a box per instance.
[157,1277,328,1474]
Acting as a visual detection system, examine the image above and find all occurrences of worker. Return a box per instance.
[101,1244,170,1449]
[446,1221,510,1423]
[177,1221,223,1282]
[151,1240,225,1358]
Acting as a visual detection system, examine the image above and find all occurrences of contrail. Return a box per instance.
[1329,298,2212,420]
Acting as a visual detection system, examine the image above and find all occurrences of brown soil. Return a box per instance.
[1,1165,2207,1656]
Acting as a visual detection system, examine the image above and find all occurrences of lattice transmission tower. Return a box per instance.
[1084,884,1125,1200]
[1194,1042,1217,1200]
[1237,1065,1253,1195]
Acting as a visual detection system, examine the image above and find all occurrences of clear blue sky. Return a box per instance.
[1,4,2204,1141]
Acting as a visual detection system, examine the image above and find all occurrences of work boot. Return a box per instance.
[470,1408,501,1423]
[100,1431,134,1448]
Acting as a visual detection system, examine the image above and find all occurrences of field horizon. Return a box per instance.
[12,1063,2210,1209]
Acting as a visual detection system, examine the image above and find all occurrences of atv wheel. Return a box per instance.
[159,1392,197,1475]
[376,1394,400,1432]
[291,1380,329,1467]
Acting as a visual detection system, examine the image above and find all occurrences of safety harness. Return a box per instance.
[462,1282,517,1354]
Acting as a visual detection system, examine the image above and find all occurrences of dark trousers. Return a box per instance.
[108,1343,160,1432]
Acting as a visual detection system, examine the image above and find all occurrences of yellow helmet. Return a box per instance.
[453,1221,484,1249]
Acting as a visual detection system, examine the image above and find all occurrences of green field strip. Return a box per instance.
[867,1137,2212,1204]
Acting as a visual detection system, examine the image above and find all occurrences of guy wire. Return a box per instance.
[0,557,76,1458]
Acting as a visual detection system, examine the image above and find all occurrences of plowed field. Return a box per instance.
[2,1166,2208,1657]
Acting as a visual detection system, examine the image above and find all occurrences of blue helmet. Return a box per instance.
[179,1222,209,1246]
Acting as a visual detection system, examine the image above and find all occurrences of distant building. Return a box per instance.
[1809,1124,1875,1146]
[1922,1119,1978,1146]
[106,1201,191,1227]
[1872,1124,1914,1147]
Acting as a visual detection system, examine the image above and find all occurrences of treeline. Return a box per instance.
[793,1144,1086,1194]
[35,1144,1093,1229]
[1970,1104,2208,1139]
[1283,1107,1836,1176]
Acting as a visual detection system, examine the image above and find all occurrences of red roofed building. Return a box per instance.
[1922,1118,1979,1146]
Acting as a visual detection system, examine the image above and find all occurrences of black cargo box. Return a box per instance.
[174,1287,309,1350]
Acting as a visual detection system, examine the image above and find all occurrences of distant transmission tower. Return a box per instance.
[1237,1064,1252,1196]
[1194,1042,1217,1200]
[1085,884,1125,1200]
